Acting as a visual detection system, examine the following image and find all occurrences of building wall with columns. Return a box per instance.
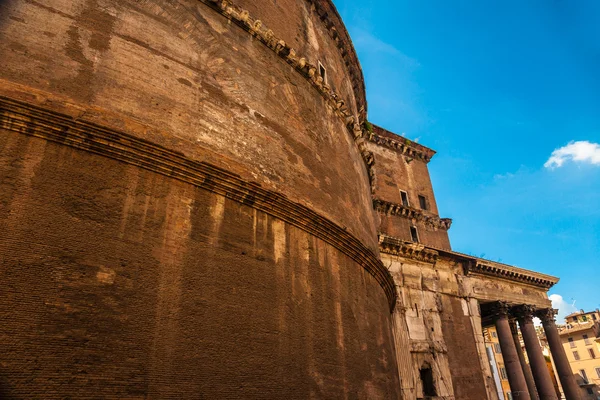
[0,0,568,399]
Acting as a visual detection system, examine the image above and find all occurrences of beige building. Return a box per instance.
[559,309,600,399]
[485,326,513,399]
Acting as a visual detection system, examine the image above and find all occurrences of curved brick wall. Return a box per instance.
[0,0,400,398]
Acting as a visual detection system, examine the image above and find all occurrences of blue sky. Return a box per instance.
[333,0,600,319]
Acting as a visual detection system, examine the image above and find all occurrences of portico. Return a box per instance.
[481,302,582,400]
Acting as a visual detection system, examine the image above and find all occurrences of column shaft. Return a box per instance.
[495,313,531,399]
[518,311,558,400]
[510,319,539,400]
[539,310,581,400]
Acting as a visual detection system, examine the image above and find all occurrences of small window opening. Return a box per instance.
[418,195,428,210]
[400,190,409,207]
[410,226,419,243]
[589,348,596,359]
[580,369,589,384]
[419,366,437,397]
[318,61,327,84]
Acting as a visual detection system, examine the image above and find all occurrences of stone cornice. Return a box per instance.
[200,0,377,192]
[464,260,559,290]
[0,96,397,312]
[378,234,559,290]
[378,234,439,263]
[373,198,452,231]
[367,125,437,163]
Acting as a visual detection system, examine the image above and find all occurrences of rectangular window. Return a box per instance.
[569,337,576,348]
[589,348,596,359]
[584,334,590,345]
[573,351,580,361]
[318,61,327,84]
[492,331,498,338]
[500,367,507,380]
[580,369,588,384]
[495,343,502,353]
[573,317,578,322]
[418,195,428,210]
[400,190,409,207]
[410,226,419,243]
[582,315,588,321]
[595,367,600,379]
[593,314,597,321]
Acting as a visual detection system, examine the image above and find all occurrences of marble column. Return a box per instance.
[537,308,582,400]
[515,305,558,400]
[493,302,531,399]
[510,319,539,400]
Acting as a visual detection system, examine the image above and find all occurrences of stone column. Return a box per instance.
[537,308,582,400]
[493,302,531,399]
[515,305,558,400]
[510,319,539,400]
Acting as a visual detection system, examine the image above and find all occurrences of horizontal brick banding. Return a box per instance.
[0,96,397,311]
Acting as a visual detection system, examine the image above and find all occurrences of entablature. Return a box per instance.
[464,261,559,290]
[367,125,436,163]
[378,234,439,263]
[374,198,452,231]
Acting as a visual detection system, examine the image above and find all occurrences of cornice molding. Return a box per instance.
[378,232,558,291]
[0,96,397,312]
[378,234,439,263]
[465,261,558,290]
[366,125,436,163]
[200,0,377,192]
[373,198,452,231]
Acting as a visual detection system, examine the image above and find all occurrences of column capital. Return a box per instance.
[536,308,557,323]
[490,301,511,318]
[513,304,537,323]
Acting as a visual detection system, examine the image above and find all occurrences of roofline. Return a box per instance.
[367,124,437,163]
[378,234,559,290]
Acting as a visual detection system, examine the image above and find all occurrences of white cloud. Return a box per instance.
[549,294,578,322]
[544,141,600,169]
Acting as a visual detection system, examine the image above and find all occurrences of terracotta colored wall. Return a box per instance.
[0,0,377,250]
[0,131,399,398]
[0,0,400,398]
[367,137,451,249]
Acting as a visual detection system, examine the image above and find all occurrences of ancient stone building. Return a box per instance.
[0,0,581,399]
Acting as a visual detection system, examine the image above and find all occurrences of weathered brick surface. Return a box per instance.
[0,130,400,398]
[439,296,489,400]
[0,0,401,398]
[0,0,377,251]
[366,127,451,250]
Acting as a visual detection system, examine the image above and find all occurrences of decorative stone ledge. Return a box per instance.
[201,0,377,192]
[378,234,439,263]
[465,261,558,289]
[367,125,437,163]
[409,340,448,354]
[0,96,398,312]
[373,198,452,231]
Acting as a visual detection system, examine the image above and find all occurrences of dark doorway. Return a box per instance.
[420,366,437,397]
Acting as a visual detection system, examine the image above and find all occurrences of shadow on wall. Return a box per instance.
[0,370,15,400]
[420,362,437,399]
